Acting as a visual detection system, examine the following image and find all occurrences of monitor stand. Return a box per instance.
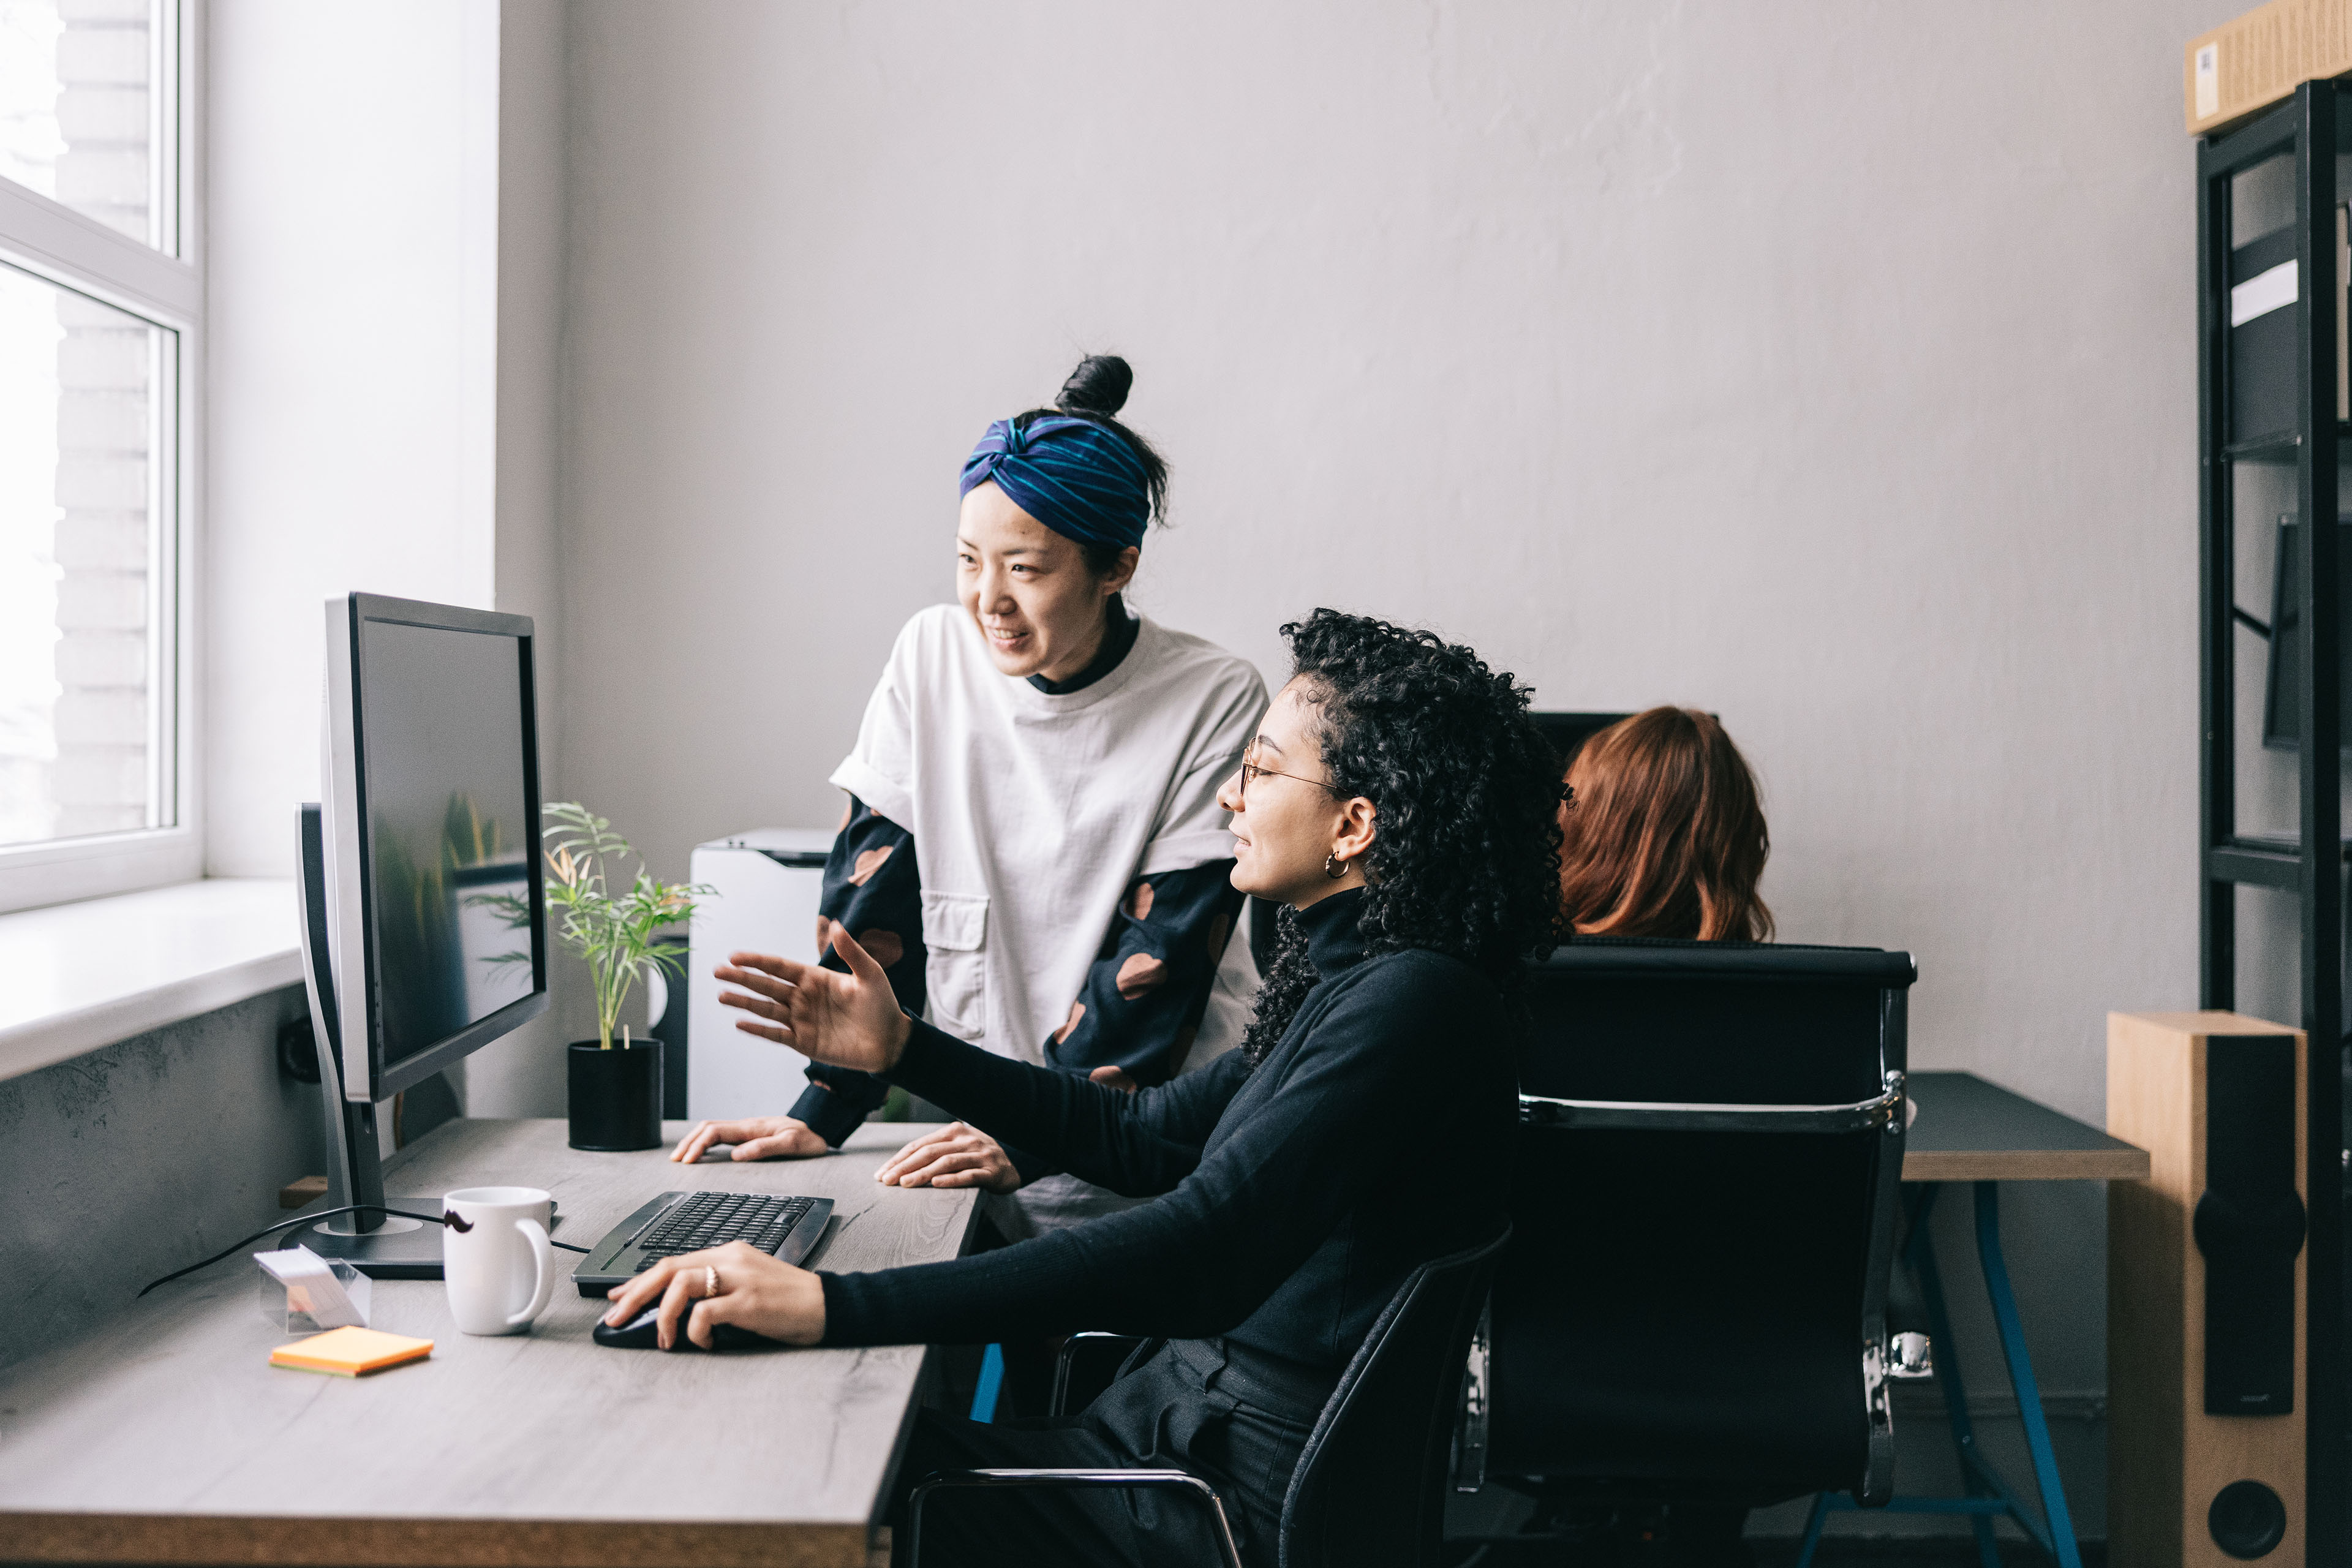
[298,1196,447,1277]
[293,802,448,1280]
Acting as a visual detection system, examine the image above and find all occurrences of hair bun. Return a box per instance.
[1055,354,1133,418]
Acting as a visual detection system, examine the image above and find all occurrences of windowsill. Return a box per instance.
[0,879,302,1085]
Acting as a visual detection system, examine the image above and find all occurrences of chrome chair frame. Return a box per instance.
[905,1467,1245,1568]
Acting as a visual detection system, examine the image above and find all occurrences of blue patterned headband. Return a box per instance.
[958,414,1150,552]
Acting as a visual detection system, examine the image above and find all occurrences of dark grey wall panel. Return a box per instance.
[0,986,323,1371]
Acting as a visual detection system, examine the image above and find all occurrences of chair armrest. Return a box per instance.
[906,1467,1244,1568]
[1050,1330,1149,1417]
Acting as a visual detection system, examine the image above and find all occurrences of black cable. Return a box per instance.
[138,1204,590,1298]
[138,1205,437,1296]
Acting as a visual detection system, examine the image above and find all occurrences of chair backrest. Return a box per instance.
[1279,1227,1512,1568]
[1487,937,1915,1505]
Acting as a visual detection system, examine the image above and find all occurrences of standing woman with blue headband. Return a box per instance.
[672,355,1267,1235]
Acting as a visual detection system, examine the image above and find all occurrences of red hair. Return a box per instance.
[1556,707,1771,942]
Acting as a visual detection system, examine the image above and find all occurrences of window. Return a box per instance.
[0,0,195,912]
[1,0,175,249]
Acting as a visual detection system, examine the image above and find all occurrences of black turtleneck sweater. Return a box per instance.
[816,888,1518,1373]
[1027,592,1140,695]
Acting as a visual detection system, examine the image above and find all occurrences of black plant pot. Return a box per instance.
[568,1039,663,1151]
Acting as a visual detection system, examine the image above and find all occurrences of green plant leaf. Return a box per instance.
[535,801,718,1044]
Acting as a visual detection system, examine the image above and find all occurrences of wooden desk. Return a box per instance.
[0,1118,979,1568]
[1902,1069,2152,1183]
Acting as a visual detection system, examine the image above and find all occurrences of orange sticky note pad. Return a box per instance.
[270,1325,433,1377]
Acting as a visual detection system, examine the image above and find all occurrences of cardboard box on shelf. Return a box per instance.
[2187,0,2352,137]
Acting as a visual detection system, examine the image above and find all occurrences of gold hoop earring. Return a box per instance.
[1324,853,1348,880]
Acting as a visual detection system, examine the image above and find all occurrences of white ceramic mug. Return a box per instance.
[443,1186,557,1336]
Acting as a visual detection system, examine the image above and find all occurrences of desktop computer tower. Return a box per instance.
[684,829,832,1121]
[2109,1011,2308,1567]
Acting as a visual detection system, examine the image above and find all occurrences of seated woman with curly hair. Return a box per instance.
[600,608,1565,1568]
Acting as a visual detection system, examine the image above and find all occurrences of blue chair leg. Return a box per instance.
[1793,1490,1832,1568]
[1907,1185,2004,1568]
[970,1342,1005,1423]
[1972,1181,2082,1568]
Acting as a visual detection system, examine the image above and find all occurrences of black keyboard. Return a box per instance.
[639,1191,816,1259]
[570,1190,835,1298]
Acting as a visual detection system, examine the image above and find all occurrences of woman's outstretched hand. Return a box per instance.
[715,925,912,1076]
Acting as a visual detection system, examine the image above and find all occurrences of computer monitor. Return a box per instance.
[1529,711,1634,773]
[292,593,549,1276]
[2261,516,2352,753]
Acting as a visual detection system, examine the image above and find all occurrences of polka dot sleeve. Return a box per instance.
[1042,861,1244,1087]
[788,795,927,1147]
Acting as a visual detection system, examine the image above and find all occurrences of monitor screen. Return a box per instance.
[357,616,538,1067]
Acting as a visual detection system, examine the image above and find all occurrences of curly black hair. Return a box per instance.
[1238,609,1565,1063]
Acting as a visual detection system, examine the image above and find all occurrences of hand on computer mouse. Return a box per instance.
[593,1306,773,1352]
[600,1240,827,1349]
[668,1116,825,1163]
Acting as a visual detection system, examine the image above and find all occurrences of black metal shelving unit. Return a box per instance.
[2198,79,2350,1561]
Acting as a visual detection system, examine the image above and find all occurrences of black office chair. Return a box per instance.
[1460,937,1918,1545]
[908,1226,1511,1568]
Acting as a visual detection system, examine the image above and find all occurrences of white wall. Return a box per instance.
[205,0,500,878]
[556,0,2214,1106]
[203,0,590,1116]
[546,2,2235,1532]
[466,0,575,1118]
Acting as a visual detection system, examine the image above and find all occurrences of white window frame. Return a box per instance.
[0,0,200,915]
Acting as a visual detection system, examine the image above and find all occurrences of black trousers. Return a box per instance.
[888,1339,1313,1568]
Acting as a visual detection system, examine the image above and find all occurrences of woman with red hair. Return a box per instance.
[1556,706,1771,942]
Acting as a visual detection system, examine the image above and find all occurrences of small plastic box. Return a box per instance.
[255,1251,372,1334]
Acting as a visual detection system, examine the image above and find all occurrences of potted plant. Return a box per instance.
[501,802,712,1151]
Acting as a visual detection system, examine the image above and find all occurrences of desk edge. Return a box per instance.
[0,1510,881,1568]
[1902,1148,2152,1182]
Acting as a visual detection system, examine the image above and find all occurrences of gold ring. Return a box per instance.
[706,1265,720,1298]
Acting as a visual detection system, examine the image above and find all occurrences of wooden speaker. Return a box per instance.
[2109,1011,2307,1567]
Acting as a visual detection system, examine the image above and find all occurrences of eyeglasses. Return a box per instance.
[1237,743,1332,801]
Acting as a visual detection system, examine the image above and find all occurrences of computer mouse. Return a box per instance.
[591,1307,771,1351]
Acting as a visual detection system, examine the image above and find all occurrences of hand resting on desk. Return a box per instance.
[601,1241,826,1349]
[668,1115,826,1163]
[876,1122,1022,1193]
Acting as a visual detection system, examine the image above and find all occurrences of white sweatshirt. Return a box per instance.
[831,603,1268,1074]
